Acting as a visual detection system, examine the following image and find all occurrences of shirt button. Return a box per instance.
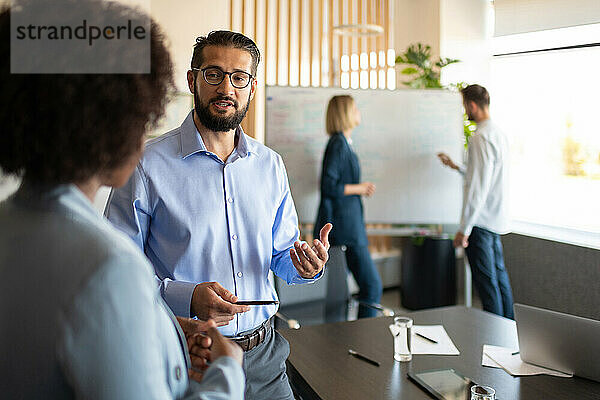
[237,272,243,278]
[227,197,234,203]
[232,234,238,240]
[175,365,182,381]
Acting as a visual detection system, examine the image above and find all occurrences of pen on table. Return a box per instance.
[511,351,520,355]
[415,332,438,344]
[348,349,380,367]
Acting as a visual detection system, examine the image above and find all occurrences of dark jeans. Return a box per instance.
[345,245,383,318]
[465,226,514,319]
[242,324,294,400]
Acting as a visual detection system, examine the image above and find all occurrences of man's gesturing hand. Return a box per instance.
[290,223,332,279]
[190,282,250,326]
[437,152,460,171]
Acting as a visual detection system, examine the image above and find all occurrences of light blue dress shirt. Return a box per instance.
[0,183,244,399]
[105,111,318,336]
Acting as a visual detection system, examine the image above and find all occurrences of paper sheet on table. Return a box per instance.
[482,345,573,377]
[411,325,460,355]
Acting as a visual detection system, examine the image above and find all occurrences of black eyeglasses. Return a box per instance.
[192,67,254,89]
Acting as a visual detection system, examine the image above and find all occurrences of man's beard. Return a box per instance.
[194,84,251,133]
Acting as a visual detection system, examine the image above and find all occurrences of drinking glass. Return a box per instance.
[471,385,495,400]
[392,316,412,362]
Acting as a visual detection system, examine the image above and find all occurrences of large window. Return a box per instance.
[490,25,600,247]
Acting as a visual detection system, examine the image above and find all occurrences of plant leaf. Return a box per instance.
[398,42,460,88]
[401,67,419,75]
[408,76,427,89]
[436,57,461,68]
[395,55,407,64]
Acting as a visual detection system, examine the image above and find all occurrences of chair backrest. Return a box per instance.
[274,245,352,325]
[324,246,350,322]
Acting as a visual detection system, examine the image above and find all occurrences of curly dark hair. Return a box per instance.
[191,30,261,76]
[0,1,174,184]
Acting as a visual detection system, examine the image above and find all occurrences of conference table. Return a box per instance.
[280,306,600,399]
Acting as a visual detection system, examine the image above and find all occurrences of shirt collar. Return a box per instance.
[180,110,257,159]
[14,182,101,224]
[335,131,350,145]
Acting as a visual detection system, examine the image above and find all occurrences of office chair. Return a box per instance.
[325,246,394,322]
[275,245,394,327]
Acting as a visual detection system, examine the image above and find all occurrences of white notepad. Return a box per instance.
[411,325,460,355]
[482,345,573,378]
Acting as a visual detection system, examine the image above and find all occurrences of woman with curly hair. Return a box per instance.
[0,1,244,398]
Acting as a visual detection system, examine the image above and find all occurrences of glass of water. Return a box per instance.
[471,385,495,400]
[392,316,412,362]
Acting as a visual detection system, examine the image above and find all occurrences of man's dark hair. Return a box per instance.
[191,30,260,76]
[461,84,490,109]
[0,1,174,184]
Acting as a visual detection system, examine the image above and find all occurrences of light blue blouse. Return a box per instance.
[0,183,244,399]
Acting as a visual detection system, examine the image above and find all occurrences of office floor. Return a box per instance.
[376,286,483,319]
[379,288,406,314]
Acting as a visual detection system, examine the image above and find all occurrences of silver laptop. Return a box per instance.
[514,303,600,382]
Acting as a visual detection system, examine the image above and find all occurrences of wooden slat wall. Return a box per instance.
[287,0,292,85]
[338,0,343,86]
[328,0,333,86]
[230,0,393,90]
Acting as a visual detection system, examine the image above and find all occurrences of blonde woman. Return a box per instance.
[314,95,382,318]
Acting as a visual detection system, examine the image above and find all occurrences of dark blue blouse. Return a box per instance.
[314,132,368,246]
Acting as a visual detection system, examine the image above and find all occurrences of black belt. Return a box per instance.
[229,319,270,352]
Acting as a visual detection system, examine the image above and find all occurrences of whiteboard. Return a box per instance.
[265,86,464,225]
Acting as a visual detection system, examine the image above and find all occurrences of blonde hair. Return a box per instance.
[325,95,357,136]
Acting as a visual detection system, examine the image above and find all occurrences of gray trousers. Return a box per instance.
[242,324,294,400]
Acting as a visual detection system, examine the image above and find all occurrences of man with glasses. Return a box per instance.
[105,30,332,400]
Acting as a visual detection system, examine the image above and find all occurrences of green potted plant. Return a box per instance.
[395,43,459,89]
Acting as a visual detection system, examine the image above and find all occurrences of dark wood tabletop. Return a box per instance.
[280,306,600,400]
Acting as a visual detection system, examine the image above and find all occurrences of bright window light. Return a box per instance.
[300,60,310,87]
[378,69,386,89]
[322,59,329,87]
[360,71,368,89]
[491,30,600,238]
[379,51,386,67]
[360,52,368,70]
[379,50,386,67]
[387,68,395,89]
[351,71,359,88]
[370,70,377,89]
[311,60,320,86]
[387,49,395,67]
[370,51,377,68]
[351,54,359,70]
[341,55,349,72]
[341,72,349,88]
[288,65,298,86]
